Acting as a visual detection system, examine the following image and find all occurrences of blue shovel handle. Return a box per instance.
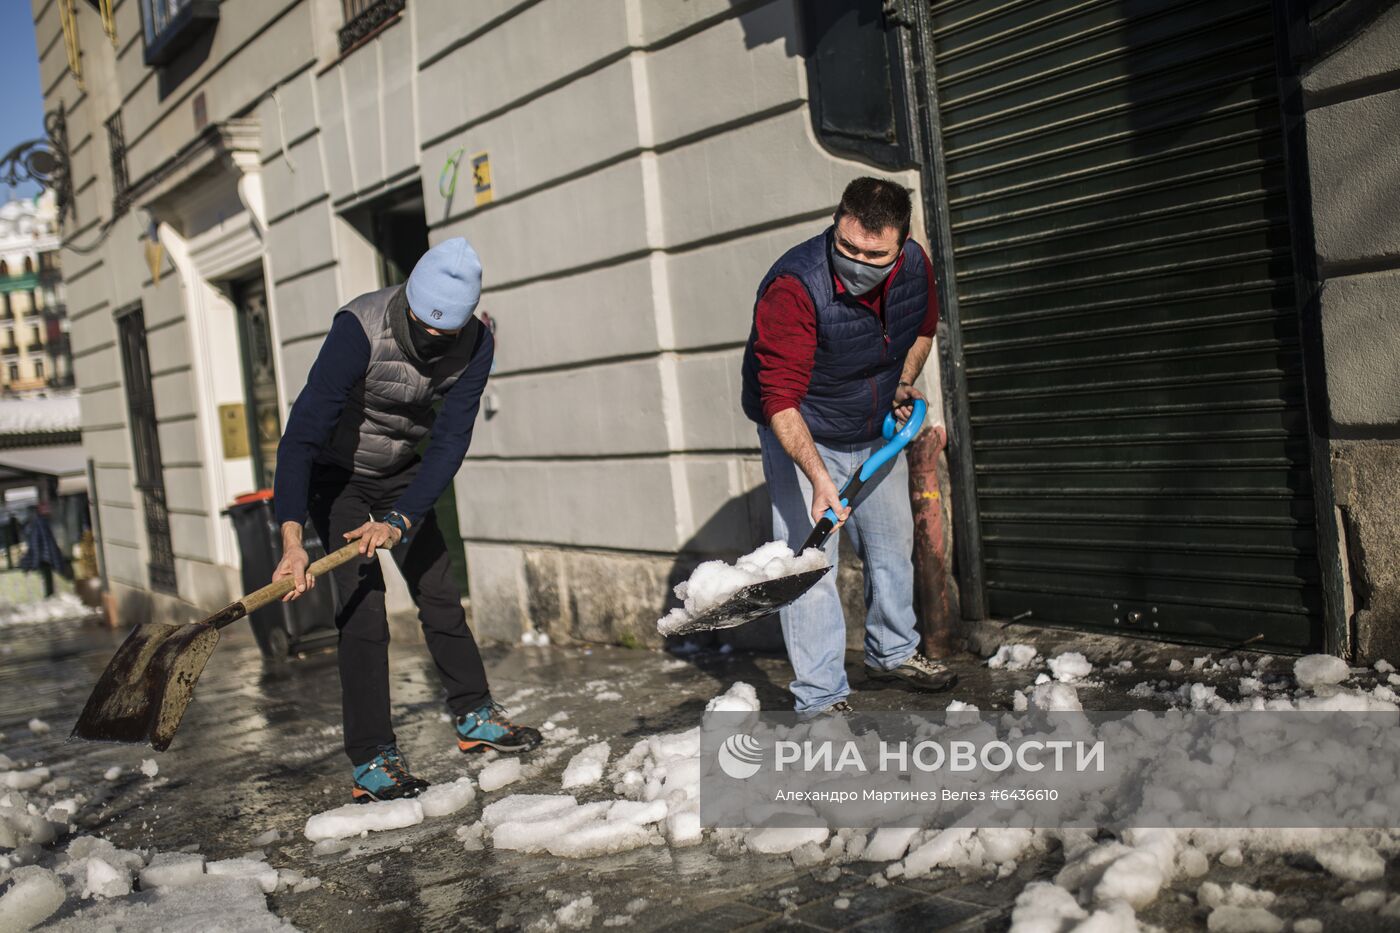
[800,398,927,552]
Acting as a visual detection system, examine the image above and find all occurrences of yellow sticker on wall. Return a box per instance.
[471,152,493,206]
[218,403,250,459]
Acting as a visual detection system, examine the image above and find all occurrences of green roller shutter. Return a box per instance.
[925,0,1322,649]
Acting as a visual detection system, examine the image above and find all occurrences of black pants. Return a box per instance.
[308,464,489,765]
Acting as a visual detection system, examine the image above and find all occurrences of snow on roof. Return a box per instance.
[0,393,80,436]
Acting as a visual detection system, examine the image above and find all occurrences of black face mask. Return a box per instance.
[408,315,458,359]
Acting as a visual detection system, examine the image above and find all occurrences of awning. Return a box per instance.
[0,444,88,495]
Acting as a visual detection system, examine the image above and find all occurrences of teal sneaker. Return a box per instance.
[455,702,543,754]
[351,745,430,803]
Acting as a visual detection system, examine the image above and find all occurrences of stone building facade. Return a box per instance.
[28,0,1400,661]
[0,192,70,395]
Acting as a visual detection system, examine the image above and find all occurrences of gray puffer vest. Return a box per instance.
[320,286,482,477]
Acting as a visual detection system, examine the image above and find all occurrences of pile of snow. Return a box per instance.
[657,542,828,635]
[1046,651,1093,682]
[987,643,1039,671]
[0,594,92,629]
[477,683,760,862]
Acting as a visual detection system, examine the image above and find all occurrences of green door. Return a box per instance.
[925,0,1322,649]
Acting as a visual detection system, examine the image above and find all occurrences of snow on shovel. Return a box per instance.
[659,399,927,637]
[71,541,365,751]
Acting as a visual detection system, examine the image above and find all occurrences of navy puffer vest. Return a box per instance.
[740,228,928,443]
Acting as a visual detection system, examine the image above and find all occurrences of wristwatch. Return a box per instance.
[381,511,411,541]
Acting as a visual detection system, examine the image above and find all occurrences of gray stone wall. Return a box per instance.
[1301,2,1400,661]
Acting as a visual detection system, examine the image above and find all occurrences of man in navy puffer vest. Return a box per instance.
[741,177,958,715]
[272,238,542,802]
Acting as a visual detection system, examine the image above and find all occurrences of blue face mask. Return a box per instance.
[830,241,899,296]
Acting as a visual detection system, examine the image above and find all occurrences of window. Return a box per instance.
[140,0,219,67]
[33,360,43,381]
[106,112,131,216]
[339,0,406,53]
[7,365,16,382]
[798,0,914,170]
[117,305,178,593]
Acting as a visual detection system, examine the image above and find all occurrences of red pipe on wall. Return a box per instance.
[908,422,958,656]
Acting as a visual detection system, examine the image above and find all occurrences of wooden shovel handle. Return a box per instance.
[235,541,366,620]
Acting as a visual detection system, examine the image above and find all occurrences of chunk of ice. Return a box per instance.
[1293,654,1350,688]
[478,758,523,793]
[419,777,476,818]
[561,742,610,789]
[139,852,206,890]
[303,799,424,842]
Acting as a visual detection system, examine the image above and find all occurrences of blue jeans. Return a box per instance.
[758,426,920,713]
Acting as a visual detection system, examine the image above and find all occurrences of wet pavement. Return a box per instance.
[0,615,1391,931]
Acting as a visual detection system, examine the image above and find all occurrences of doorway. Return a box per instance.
[232,274,281,490]
[347,186,471,596]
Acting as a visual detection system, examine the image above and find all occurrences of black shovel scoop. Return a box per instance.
[71,541,364,751]
[662,399,927,636]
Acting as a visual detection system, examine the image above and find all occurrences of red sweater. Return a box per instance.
[751,243,940,421]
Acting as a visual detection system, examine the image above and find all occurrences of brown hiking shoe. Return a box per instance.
[865,653,959,692]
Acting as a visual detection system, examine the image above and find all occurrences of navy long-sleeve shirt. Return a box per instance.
[273,310,494,527]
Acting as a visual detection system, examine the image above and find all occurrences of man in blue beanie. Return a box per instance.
[272,237,542,803]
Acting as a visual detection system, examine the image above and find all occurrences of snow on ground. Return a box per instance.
[0,736,310,931]
[988,643,1040,671]
[3,628,1395,931]
[463,655,1400,933]
[0,594,92,629]
[656,541,828,635]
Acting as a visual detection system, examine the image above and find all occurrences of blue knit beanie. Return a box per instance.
[405,237,482,330]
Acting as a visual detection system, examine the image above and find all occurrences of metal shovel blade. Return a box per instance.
[70,620,222,751]
[664,566,832,636]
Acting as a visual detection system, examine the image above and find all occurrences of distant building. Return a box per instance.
[0,192,71,395]
[26,0,1400,663]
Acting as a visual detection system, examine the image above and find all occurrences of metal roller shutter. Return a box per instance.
[925,0,1322,649]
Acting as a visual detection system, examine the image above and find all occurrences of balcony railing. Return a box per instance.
[339,0,405,53]
[26,342,43,353]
